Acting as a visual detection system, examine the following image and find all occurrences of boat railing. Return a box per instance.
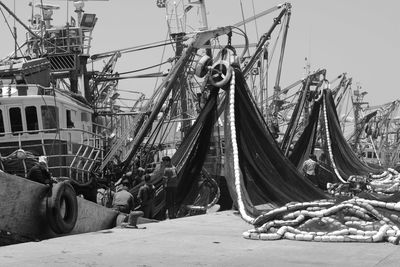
[27,27,93,56]
[2,127,104,140]
[0,127,105,184]
[0,84,54,97]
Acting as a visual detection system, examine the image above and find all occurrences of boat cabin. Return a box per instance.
[0,80,103,183]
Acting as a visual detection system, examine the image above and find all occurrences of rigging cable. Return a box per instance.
[151,30,174,105]
[0,6,25,60]
[90,39,182,61]
[96,58,175,77]
[251,0,260,40]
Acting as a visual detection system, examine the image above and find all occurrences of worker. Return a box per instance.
[137,174,155,218]
[162,156,178,219]
[112,180,135,214]
[27,156,53,185]
[302,154,320,187]
[132,167,145,187]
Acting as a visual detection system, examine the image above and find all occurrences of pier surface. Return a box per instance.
[0,211,399,266]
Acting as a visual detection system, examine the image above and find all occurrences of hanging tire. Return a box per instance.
[46,181,78,234]
[209,60,232,88]
[195,55,212,78]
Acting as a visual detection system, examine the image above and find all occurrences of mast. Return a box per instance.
[351,84,368,151]
[270,3,291,139]
[198,0,209,30]
[121,27,233,173]
[166,0,209,138]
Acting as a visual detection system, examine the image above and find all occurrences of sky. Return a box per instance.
[0,0,399,107]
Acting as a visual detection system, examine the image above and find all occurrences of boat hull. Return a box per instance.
[0,171,118,244]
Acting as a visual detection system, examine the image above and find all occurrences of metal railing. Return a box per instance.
[0,84,54,97]
[0,127,105,185]
[28,27,93,56]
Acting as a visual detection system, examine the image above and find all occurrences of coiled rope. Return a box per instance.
[243,198,400,245]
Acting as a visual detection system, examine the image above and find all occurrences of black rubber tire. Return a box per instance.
[46,181,78,234]
[209,60,232,88]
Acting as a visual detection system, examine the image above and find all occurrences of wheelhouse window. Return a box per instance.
[66,109,75,128]
[41,106,59,131]
[0,110,4,136]
[10,107,23,135]
[81,112,90,122]
[25,106,38,134]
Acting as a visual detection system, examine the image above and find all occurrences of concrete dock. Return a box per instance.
[0,210,399,266]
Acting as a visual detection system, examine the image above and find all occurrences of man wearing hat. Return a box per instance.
[27,156,53,185]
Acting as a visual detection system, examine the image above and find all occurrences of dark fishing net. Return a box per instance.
[324,90,382,177]
[129,88,219,218]
[224,68,328,218]
[289,97,338,186]
[289,100,321,167]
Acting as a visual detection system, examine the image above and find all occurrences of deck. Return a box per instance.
[0,210,399,266]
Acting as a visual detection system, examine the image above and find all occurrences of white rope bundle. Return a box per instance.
[228,70,255,224]
[243,198,400,244]
[371,171,389,179]
[322,93,347,183]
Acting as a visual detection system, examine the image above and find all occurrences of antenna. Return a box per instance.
[34,3,60,28]
[51,0,109,26]
[160,0,208,34]
[304,57,310,76]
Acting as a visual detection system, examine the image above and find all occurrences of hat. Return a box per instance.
[138,167,145,172]
[125,171,133,177]
[162,156,171,162]
[38,156,48,165]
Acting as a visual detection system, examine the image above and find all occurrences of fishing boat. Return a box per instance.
[0,0,241,244]
[0,0,124,245]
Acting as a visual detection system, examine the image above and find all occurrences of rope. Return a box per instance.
[243,198,400,245]
[229,69,255,224]
[323,88,347,183]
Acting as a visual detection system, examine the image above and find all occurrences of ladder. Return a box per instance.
[98,113,143,171]
[69,137,101,185]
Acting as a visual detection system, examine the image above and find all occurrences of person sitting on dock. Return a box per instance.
[27,156,53,185]
[162,156,178,219]
[137,174,156,219]
[112,180,135,214]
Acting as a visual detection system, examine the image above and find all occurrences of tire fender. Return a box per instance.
[46,181,78,234]
[195,55,212,78]
[209,60,232,88]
